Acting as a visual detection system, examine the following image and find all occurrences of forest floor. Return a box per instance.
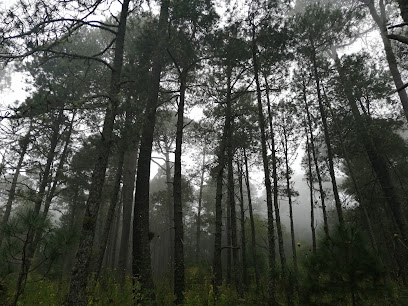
[2,266,408,305]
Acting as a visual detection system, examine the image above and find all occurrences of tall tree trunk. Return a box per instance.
[226,192,232,285]
[365,0,408,120]
[196,148,206,263]
[173,70,187,305]
[118,107,140,285]
[32,113,76,257]
[252,31,276,306]
[237,159,248,291]
[323,85,378,251]
[109,195,122,270]
[282,125,297,273]
[243,148,260,288]
[0,120,32,248]
[331,47,408,253]
[305,131,317,255]
[94,148,125,281]
[42,113,75,217]
[302,77,329,236]
[67,1,130,304]
[165,142,174,275]
[265,77,291,305]
[133,0,169,302]
[226,126,239,292]
[213,64,232,293]
[309,40,344,226]
[13,107,64,306]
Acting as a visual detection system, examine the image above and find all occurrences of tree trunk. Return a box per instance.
[94,148,125,281]
[323,85,378,251]
[237,159,248,291]
[165,142,174,275]
[302,77,329,237]
[243,148,260,288]
[265,77,291,305]
[173,70,187,305]
[133,0,169,302]
[196,148,206,263]
[226,192,232,285]
[252,31,276,306]
[32,113,76,257]
[309,39,344,226]
[14,107,64,305]
[366,0,408,120]
[45,114,75,218]
[67,1,130,304]
[0,120,32,248]
[305,131,317,255]
[282,124,297,273]
[110,195,122,270]
[332,47,408,253]
[226,124,240,294]
[213,65,232,293]
[118,108,140,285]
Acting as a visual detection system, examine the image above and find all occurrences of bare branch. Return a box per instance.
[387,34,408,45]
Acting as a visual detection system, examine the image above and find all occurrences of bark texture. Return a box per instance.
[309,40,344,226]
[173,70,187,305]
[237,160,248,290]
[133,0,169,302]
[252,31,276,306]
[195,149,206,263]
[94,149,124,281]
[118,108,139,285]
[302,77,329,236]
[243,148,260,288]
[366,0,408,120]
[0,122,32,248]
[332,47,408,252]
[67,1,129,304]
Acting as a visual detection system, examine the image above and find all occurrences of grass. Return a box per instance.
[1,267,407,305]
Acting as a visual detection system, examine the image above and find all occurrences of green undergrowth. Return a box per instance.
[1,266,407,305]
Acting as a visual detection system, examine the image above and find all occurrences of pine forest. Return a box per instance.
[1,0,408,305]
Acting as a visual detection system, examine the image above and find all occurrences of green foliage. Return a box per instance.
[300,225,394,305]
[88,273,133,305]
[3,273,66,305]
[183,266,212,305]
